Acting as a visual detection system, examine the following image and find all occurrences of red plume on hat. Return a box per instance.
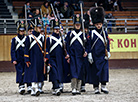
[16,20,26,31]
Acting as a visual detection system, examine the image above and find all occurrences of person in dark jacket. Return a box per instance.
[60,1,74,18]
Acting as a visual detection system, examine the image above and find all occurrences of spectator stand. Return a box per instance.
[105,11,138,33]
[12,1,43,18]
[122,2,138,11]
[2,0,138,34]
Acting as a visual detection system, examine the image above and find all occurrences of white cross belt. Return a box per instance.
[15,36,26,51]
[49,36,62,53]
[70,31,83,47]
[29,34,43,50]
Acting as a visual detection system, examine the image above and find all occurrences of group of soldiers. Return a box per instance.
[11,6,111,96]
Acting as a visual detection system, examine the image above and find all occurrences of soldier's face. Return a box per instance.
[35,27,41,33]
[95,23,103,29]
[60,29,64,34]
[75,23,81,30]
[85,28,88,33]
[19,30,25,35]
[28,29,33,35]
[54,29,60,34]
[41,31,44,35]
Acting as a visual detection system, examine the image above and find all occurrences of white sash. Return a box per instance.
[15,36,26,51]
[70,31,83,47]
[49,36,62,53]
[91,30,106,50]
[92,30,105,44]
[29,34,43,50]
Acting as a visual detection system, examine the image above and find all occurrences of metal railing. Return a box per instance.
[0,18,138,34]
[105,19,138,33]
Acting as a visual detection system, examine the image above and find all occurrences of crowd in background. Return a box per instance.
[18,0,124,22]
[18,0,85,34]
[18,0,84,19]
[97,0,123,11]
[17,0,124,33]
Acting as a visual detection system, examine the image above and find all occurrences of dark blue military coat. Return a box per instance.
[46,33,65,83]
[11,34,26,83]
[82,33,91,83]
[66,29,88,80]
[62,56,71,83]
[24,31,44,83]
[88,28,110,85]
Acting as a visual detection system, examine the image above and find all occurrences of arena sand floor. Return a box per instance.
[0,69,138,102]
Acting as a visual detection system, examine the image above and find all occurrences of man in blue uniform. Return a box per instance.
[24,19,45,96]
[46,18,69,96]
[60,26,71,93]
[11,21,31,94]
[81,17,91,92]
[66,14,88,95]
[88,7,111,94]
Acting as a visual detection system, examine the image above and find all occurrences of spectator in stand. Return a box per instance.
[117,0,123,11]
[113,0,119,11]
[43,13,50,34]
[41,1,51,16]
[60,1,74,18]
[53,1,62,11]
[48,12,55,22]
[43,13,49,27]
[27,13,34,19]
[113,0,123,11]
[71,0,82,11]
[52,0,65,19]
[26,1,32,14]
[51,0,64,8]
[34,9,41,19]
[108,0,114,11]
[48,12,55,30]
[97,0,109,11]
[84,10,93,29]
[97,0,117,11]
[105,13,115,32]
[19,1,32,18]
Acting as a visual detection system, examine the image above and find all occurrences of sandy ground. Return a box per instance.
[0,69,138,102]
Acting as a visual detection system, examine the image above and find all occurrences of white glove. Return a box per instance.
[105,52,111,60]
[47,66,51,74]
[108,52,111,58]
[88,53,93,64]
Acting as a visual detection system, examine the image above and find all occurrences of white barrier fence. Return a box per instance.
[0,18,138,34]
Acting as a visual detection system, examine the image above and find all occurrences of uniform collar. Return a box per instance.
[32,30,40,37]
[17,34,25,40]
[52,32,60,38]
[95,27,102,34]
[74,29,81,33]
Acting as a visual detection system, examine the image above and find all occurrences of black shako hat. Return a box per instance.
[73,14,82,24]
[52,18,60,29]
[16,20,26,31]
